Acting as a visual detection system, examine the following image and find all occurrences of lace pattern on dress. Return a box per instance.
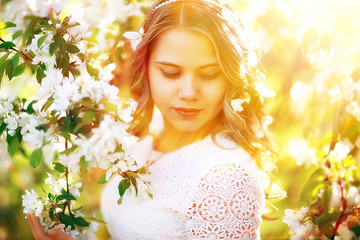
[186,163,262,239]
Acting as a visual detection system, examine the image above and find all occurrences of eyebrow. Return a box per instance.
[155,61,219,69]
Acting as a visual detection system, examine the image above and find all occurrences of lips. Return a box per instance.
[173,107,202,117]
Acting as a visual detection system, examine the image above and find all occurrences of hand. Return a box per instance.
[27,214,74,240]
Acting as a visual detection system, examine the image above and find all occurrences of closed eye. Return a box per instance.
[198,72,219,80]
[161,69,181,79]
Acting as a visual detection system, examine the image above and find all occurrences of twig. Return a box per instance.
[0,37,33,62]
[332,181,347,238]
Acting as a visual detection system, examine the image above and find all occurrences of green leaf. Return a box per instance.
[86,217,106,224]
[118,178,131,198]
[351,224,360,237]
[58,116,72,132]
[49,210,56,221]
[12,31,22,41]
[39,20,50,26]
[66,44,80,53]
[104,102,117,112]
[56,194,77,201]
[0,123,7,134]
[0,53,10,85]
[73,122,85,134]
[97,173,109,184]
[13,63,26,77]
[0,41,16,50]
[126,171,139,179]
[343,156,356,169]
[7,135,19,157]
[12,52,19,67]
[6,60,14,81]
[59,214,75,230]
[37,35,47,48]
[36,67,46,83]
[1,22,16,29]
[86,63,99,77]
[61,188,67,195]
[129,175,138,196]
[42,97,54,111]
[300,168,326,203]
[50,34,59,56]
[82,110,97,123]
[53,162,66,173]
[321,186,333,210]
[30,148,43,168]
[74,217,89,227]
[60,132,71,140]
[59,36,66,55]
[26,100,35,114]
[60,145,78,155]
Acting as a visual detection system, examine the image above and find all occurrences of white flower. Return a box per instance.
[335,221,356,240]
[38,67,64,101]
[69,182,82,198]
[68,23,92,41]
[290,223,312,239]
[231,98,249,112]
[22,189,44,217]
[4,116,18,130]
[63,224,79,238]
[0,100,13,116]
[332,139,353,161]
[345,101,360,121]
[59,153,81,174]
[73,135,95,163]
[105,165,118,181]
[82,221,99,239]
[346,186,360,207]
[329,182,342,209]
[80,80,119,105]
[26,33,55,66]
[98,63,116,83]
[288,138,318,167]
[123,27,144,51]
[119,99,138,123]
[53,74,81,111]
[116,160,137,173]
[22,129,45,148]
[283,207,309,235]
[44,173,67,195]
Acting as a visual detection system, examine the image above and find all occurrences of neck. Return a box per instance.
[153,119,219,153]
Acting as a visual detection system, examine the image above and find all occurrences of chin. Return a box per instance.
[172,122,203,133]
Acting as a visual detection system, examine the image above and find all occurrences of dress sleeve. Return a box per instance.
[185,162,264,239]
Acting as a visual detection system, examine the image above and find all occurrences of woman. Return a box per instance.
[28,0,271,239]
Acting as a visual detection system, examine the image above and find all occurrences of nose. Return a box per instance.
[177,74,200,101]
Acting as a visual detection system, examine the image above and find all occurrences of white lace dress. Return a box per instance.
[101,134,265,239]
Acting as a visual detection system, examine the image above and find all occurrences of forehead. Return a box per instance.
[150,27,218,67]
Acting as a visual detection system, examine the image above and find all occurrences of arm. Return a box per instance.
[27,214,75,240]
[186,162,264,239]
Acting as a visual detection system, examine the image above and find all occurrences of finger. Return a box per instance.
[28,215,51,240]
[48,229,74,240]
[27,214,38,239]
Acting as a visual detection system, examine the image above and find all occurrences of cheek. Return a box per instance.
[204,81,227,109]
[149,75,171,108]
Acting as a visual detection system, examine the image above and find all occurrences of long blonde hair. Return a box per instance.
[129,0,273,169]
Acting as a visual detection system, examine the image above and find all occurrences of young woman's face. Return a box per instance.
[148,27,228,134]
